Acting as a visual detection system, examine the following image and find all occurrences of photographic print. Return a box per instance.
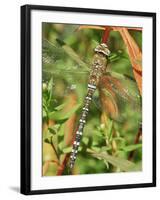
[42,23,142,176]
[21,5,156,194]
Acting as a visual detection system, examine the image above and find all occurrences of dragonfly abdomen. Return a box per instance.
[69,84,96,169]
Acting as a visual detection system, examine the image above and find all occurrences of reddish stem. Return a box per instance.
[102,26,111,43]
[56,154,70,175]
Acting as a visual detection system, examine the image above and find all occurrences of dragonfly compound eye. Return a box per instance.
[94,43,110,56]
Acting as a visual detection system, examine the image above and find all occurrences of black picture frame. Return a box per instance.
[21,4,156,195]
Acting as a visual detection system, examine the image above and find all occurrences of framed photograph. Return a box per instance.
[21,4,156,195]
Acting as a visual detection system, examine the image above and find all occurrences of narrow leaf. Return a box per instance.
[48,124,60,135]
[54,103,66,111]
[89,150,136,172]
[62,146,72,153]
[112,27,142,94]
[120,144,142,152]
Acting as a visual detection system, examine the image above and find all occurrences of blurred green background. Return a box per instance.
[42,23,142,176]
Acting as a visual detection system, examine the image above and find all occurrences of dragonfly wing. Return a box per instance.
[42,38,90,75]
[99,71,142,125]
[99,77,119,120]
[42,38,90,103]
[42,39,65,65]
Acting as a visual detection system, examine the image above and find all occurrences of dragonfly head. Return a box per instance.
[95,43,110,56]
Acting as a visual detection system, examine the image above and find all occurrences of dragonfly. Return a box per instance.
[42,38,142,171]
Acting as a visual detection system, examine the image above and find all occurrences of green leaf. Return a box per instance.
[48,124,60,135]
[58,124,65,136]
[43,110,47,118]
[44,132,53,144]
[48,127,56,134]
[108,52,120,62]
[54,103,66,111]
[44,137,52,144]
[120,144,142,152]
[82,137,89,145]
[104,160,110,169]
[88,150,136,172]
[131,161,142,171]
[58,140,65,151]
[91,146,101,152]
[107,119,113,140]
[48,77,53,94]
[113,137,126,149]
[101,146,112,151]
[62,146,72,153]
[49,104,80,121]
[43,126,58,150]
[114,137,126,142]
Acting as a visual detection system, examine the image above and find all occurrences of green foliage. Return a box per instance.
[120,144,142,152]
[42,23,142,176]
[49,104,80,122]
[88,150,136,172]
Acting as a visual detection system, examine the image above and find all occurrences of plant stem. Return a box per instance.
[102,26,111,43]
[50,139,59,160]
[128,127,142,161]
[56,154,70,175]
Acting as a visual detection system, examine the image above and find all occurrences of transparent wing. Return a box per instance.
[42,39,65,66]
[42,38,90,76]
[99,71,142,125]
[42,38,90,100]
